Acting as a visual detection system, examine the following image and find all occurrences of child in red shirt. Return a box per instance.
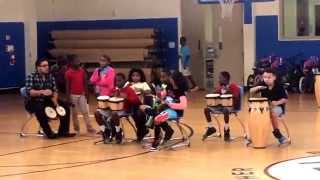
[202,71,241,141]
[65,56,96,135]
[95,73,147,144]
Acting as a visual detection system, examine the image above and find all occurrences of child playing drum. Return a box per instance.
[94,73,147,144]
[202,71,241,141]
[250,68,288,144]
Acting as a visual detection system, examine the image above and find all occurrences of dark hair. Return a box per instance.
[116,73,126,81]
[35,57,49,68]
[263,68,281,84]
[171,71,189,92]
[67,54,78,63]
[128,68,146,83]
[101,54,111,63]
[161,69,171,76]
[220,71,231,83]
[180,36,187,42]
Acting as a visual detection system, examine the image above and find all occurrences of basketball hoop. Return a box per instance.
[218,0,237,21]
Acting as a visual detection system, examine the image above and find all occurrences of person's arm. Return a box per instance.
[249,86,266,94]
[97,68,115,87]
[168,96,187,110]
[271,98,288,106]
[26,74,43,97]
[51,75,59,106]
[65,72,71,103]
[89,68,100,85]
[83,70,89,102]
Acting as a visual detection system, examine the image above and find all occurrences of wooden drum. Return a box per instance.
[315,73,320,107]
[248,98,271,148]
[205,94,220,107]
[97,96,110,109]
[220,94,233,107]
[108,97,125,111]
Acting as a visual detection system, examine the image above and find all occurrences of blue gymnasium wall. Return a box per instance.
[256,15,320,61]
[0,22,25,89]
[37,18,179,70]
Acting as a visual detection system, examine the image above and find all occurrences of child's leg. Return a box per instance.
[222,108,231,141]
[111,111,123,144]
[78,95,95,133]
[154,109,176,142]
[202,107,217,140]
[160,121,174,142]
[71,95,80,133]
[270,106,287,143]
[131,107,148,141]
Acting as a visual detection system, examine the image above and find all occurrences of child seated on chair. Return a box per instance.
[202,71,241,141]
[148,71,188,151]
[250,68,288,144]
[94,73,147,144]
[126,68,153,106]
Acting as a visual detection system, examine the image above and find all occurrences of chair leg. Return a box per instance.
[20,114,34,137]
[279,118,291,143]
[169,121,191,149]
[234,115,248,138]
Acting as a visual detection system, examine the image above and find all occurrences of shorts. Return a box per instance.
[271,106,285,118]
[181,67,192,76]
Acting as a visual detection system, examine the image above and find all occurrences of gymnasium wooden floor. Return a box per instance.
[0,91,319,180]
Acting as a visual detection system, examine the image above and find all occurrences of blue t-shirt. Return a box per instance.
[180,46,191,67]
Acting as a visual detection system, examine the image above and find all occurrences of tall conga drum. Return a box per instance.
[315,73,320,107]
[248,98,271,148]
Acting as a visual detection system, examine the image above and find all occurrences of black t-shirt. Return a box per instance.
[258,82,288,111]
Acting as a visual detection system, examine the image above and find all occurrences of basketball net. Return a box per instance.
[218,0,237,21]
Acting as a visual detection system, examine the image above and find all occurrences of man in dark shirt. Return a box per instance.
[250,68,288,144]
[25,58,75,139]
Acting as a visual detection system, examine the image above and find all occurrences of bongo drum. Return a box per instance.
[45,107,57,120]
[315,73,320,107]
[97,96,110,109]
[205,94,220,107]
[108,97,125,111]
[220,94,233,107]
[56,106,66,117]
[248,98,271,148]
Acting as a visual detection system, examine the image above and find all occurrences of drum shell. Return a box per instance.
[248,99,271,148]
[108,98,125,111]
[205,94,220,107]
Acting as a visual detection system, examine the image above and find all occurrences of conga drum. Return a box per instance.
[45,106,58,120]
[248,98,271,148]
[220,94,233,107]
[108,97,125,111]
[97,96,110,109]
[205,94,220,107]
[315,73,320,107]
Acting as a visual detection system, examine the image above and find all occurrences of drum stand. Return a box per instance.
[210,112,248,142]
[20,113,44,137]
[94,115,137,145]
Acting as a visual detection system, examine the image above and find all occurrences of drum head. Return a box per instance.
[108,97,125,102]
[97,96,110,101]
[248,97,268,102]
[45,107,57,119]
[205,94,220,98]
[220,94,233,98]
[56,106,66,116]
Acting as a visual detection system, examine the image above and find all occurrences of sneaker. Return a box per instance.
[115,129,123,144]
[163,127,174,143]
[224,128,230,142]
[102,130,111,144]
[47,133,58,139]
[202,127,217,140]
[190,86,199,92]
[37,130,45,137]
[278,136,288,144]
[150,139,161,151]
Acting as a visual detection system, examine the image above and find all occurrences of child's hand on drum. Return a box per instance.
[257,86,267,90]
[43,89,53,96]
